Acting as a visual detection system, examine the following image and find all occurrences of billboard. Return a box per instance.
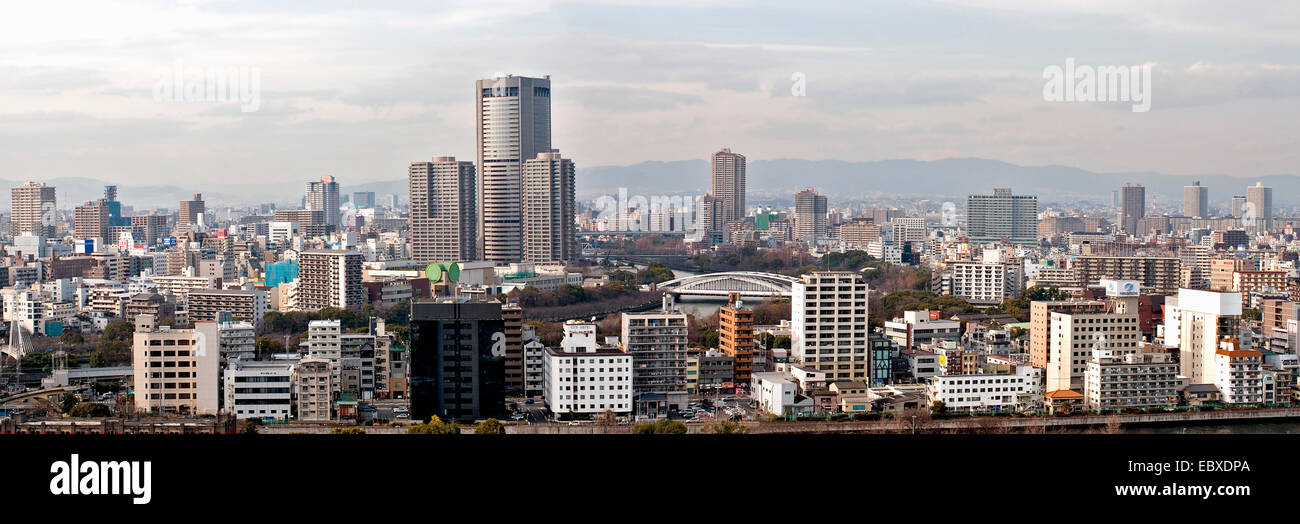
[1102,279,1140,297]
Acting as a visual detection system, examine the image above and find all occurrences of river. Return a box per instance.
[630,264,726,317]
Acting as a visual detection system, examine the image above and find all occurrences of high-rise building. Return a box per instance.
[1231,195,1247,218]
[794,188,828,244]
[178,193,206,233]
[11,181,56,237]
[1246,181,1273,233]
[710,148,746,224]
[965,188,1038,245]
[521,150,576,263]
[297,249,364,311]
[1046,291,1141,392]
[1163,289,1243,384]
[791,271,870,381]
[352,191,376,209]
[409,156,476,262]
[131,214,169,246]
[306,175,341,227]
[74,200,110,241]
[1183,181,1208,219]
[719,293,756,383]
[475,74,552,262]
[1120,183,1145,236]
[409,298,507,420]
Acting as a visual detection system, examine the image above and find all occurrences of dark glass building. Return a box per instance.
[409,299,506,421]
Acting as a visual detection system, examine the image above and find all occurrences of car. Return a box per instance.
[393,406,410,413]
[395,413,411,419]
[524,398,535,404]
[511,413,526,420]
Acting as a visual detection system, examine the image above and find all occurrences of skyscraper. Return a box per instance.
[352,191,376,209]
[1120,183,1145,236]
[10,181,56,237]
[409,156,476,262]
[1231,195,1247,218]
[794,187,827,244]
[521,150,576,263]
[710,148,746,224]
[306,175,341,227]
[74,200,110,241]
[297,249,364,311]
[965,188,1038,245]
[475,74,551,262]
[1183,181,1208,219]
[409,298,506,420]
[178,193,205,233]
[1246,181,1273,233]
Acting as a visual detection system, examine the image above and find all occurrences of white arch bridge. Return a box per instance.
[657,271,799,298]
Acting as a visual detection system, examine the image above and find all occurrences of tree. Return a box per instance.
[705,421,748,434]
[634,419,687,434]
[102,319,135,342]
[89,350,110,368]
[408,415,459,435]
[475,418,506,435]
[60,392,79,414]
[67,402,111,418]
[60,330,85,345]
[329,427,366,434]
[240,418,261,435]
[255,336,285,356]
[930,400,948,418]
[1242,308,1262,321]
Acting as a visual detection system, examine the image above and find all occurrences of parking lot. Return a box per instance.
[676,394,756,422]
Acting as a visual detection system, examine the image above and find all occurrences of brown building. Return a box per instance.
[1210,258,1257,291]
[186,289,267,327]
[1234,271,1289,307]
[74,200,110,240]
[1072,255,1180,295]
[503,303,524,396]
[718,293,755,383]
[125,293,175,323]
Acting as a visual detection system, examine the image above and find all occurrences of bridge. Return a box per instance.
[657,271,799,298]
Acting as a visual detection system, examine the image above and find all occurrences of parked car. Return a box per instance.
[525,399,535,404]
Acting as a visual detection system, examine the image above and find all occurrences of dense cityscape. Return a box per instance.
[0,72,1295,437]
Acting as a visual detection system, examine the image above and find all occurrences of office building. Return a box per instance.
[544,321,633,419]
[927,366,1041,413]
[1045,285,1141,393]
[521,150,576,263]
[178,193,205,233]
[791,271,870,381]
[306,175,341,227]
[621,295,689,417]
[711,148,747,224]
[131,214,169,246]
[297,250,364,311]
[131,315,220,416]
[352,191,375,209]
[409,298,507,420]
[1183,181,1208,219]
[475,74,551,262]
[11,181,56,237]
[965,188,1038,245]
[409,156,476,262]
[884,310,960,349]
[1119,183,1145,236]
[224,358,294,420]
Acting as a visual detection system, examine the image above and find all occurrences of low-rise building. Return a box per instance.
[223,358,295,420]
[927,365,1041,413]
[1214,339,1263,405]
[544,321,633,419]
[884,310,960,349]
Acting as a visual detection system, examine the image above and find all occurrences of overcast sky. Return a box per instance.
[1,0,1297,189]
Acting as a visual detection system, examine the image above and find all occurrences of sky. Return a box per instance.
[1,0,1297,190]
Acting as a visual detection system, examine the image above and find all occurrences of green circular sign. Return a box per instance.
[446,262,460,283]
[425,263,442,281]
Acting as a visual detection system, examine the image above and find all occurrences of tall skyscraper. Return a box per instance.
[74,200,110,240]
[1246,181,1273,233]
[10,181,56,237]
[1183,181,1208,219]
[965,188,1038,245]
[1231,195,1247,218]
[1120,183,1145,236]
[409,156,476,262]
[710,148,746,224]
[178,193,205,233]
[794,187,827,244]
[792,271,870,381]
[475,74,552,262]
[522,151,576,263]
[306,175,341,227]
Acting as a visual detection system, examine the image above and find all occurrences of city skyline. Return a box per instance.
[0,1,1296,195]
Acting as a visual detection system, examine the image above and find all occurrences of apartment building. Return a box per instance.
[186,288,268,327]
[1164,289,1243,384]
[1084,346,1178,410]
[1072,256,1180,295]
[927,365,1041,413]
[791,271,870,381]
[718,293,756,383]
[1232,271,1288,307]
[217,321,257,363]
[621,295,690,417]
[297,249,364,311]
[131,315,220,416]
[1214,339,1263,405]
[884,310,960,349]
[936,259,1023,305]
[1046,291,1142,393]
[295,358,333,421]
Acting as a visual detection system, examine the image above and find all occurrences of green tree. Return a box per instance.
[706,421,748,434]
[102,319,135,342]
[408,415,459,435]
[240,418,261,435]
[1243,308,1262,321]
[89,350,110,368]
[67,402,111,418]
[255,336,285,356]
[930,400,948,418]
[60,392,79,413]
[329,427,366,434]
[475,418,506,435]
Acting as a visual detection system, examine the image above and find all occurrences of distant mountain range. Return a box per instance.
[4,158,1295,210]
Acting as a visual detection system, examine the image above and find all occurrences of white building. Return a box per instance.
[927,365,1041,413]
[884,310,960,349]
[224,358,295,420]
[307,319,343,392]
[791,271,870,381]
[1046,293,1141,393]
[131,315,221,416]
[1214,339,1263,405]
[752,371,798,416]
[544,321,633,419]
[1084,347,1178,410]
[940,260,1023,306]
[295,358,333,421]
[1164,289,1243,383]
[217,321,257,364]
